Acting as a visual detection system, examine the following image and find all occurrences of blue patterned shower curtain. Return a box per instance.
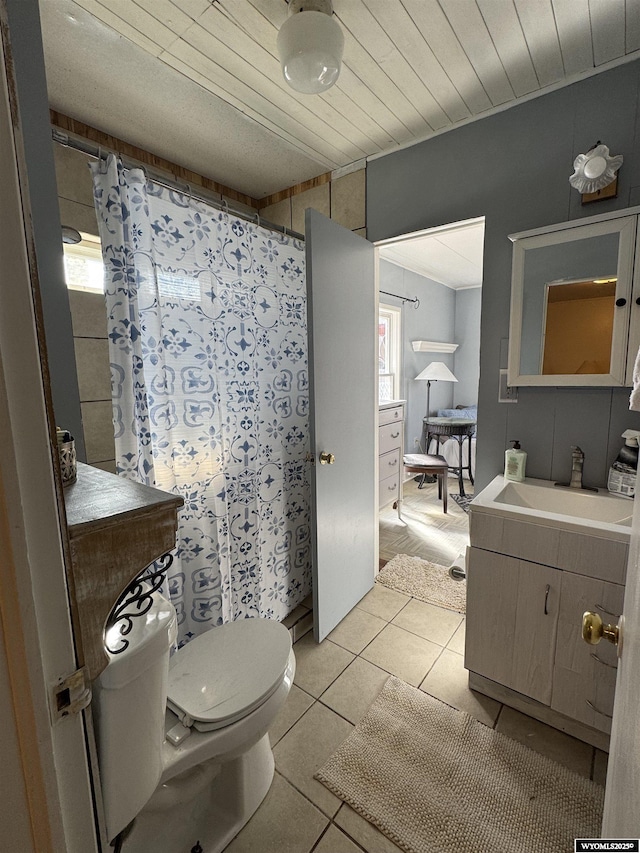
[91,155,311,645]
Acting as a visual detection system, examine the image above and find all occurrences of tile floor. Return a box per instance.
[227,582,609,853]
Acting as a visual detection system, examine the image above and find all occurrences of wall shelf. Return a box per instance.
[411,340,458,353]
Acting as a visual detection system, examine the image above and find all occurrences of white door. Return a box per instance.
[306,209,377,641]
[602,478,640,833]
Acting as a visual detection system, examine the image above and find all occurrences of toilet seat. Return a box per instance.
[166,618,292,732]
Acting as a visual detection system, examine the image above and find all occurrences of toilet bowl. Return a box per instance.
[92,593,295,853]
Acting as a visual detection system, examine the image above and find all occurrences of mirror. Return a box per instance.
[508,215,637,386]
[541,278,616,376]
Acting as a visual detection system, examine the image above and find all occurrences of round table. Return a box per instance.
[421,417,476,497]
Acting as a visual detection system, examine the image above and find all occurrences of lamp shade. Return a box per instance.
[414,362,458,383]
[277,8,344,94]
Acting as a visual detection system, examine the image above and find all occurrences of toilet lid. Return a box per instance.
[166,618,292,731]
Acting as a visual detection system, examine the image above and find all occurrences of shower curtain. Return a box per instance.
[91,155,310,645]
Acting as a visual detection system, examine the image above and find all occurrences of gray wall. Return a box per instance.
[368,60,640,492]
[453,288,481,408]
[380,259,476,454]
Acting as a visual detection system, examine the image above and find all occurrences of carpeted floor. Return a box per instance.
[376,553,466,614]
[316,677,604,853]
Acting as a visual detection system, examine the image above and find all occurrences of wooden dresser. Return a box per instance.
[378,400,405,517]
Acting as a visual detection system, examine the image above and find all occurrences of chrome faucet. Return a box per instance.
[554,446,598,491]
[569,446,585,488]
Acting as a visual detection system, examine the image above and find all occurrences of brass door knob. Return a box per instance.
[319,451,335,465]
[582,611,619,647]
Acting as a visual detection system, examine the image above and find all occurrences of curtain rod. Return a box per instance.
[51,128,305,241]
[379,290,420,309]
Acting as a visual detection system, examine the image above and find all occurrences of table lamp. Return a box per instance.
[415,362,458,419]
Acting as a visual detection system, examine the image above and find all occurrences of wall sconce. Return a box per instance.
[62,225,82,244]
[277,0,344,95]
[569,143,623,202]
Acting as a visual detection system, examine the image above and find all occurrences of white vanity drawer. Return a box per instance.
[379,421,403,455]
[379,472,400,508]
[379,448,401,479]
[379,405,404,427]
[378,401,404,517]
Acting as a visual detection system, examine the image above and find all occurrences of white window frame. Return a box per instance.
[378,302,402,401]
[63,233,104,292]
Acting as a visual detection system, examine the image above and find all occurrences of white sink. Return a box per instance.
[472,475,633,540]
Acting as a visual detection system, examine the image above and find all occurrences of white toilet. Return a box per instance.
[92,592,295,852]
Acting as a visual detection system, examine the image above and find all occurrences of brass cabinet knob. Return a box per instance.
[319,451,335,465]
[582,611,619,647]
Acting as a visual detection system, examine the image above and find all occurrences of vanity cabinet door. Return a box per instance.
[465,547,559,704]
[551,571,623,734]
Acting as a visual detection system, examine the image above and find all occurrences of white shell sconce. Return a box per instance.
[569,143,623,195]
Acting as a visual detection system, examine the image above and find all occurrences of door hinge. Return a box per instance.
[50,667,92,722]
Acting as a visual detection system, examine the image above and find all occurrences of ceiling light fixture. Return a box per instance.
[277,0,344,95]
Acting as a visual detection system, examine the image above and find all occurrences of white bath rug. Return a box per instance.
[316,677,604,853]
[377,553,466,613]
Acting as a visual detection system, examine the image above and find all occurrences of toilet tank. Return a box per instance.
[92,591,177,842]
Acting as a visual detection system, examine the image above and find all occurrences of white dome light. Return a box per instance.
[277,1,344,95]
[569,144,623,194]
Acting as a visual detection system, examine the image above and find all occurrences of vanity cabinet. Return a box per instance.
[551,571,623,734]
[466,504,628,749]
[465,549,559,705]
[508,206,640,387]
[378,400,405,515]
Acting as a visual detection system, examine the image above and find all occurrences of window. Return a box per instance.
[63,233,104,292]
[157,272,201,302]
[63,232,202,302]
[378,303,401,401]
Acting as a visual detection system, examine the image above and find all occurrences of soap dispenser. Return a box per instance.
[504,440,527,483]
[607,429,640,498]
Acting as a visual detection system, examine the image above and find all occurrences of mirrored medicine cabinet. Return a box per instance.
[507,207,640,387]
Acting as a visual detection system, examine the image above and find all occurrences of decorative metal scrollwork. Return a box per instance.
[104,553,173,655]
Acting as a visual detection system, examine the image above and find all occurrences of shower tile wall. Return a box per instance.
[54,144,116,472]
[258,167,366,238]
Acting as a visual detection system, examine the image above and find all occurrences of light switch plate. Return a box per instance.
[499,369,518,403]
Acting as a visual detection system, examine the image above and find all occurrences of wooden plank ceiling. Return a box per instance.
[45,0,640,197]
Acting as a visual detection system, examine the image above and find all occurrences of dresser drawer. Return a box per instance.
[379,471,400,508]
[379,448,401,479]
[379,421,403,455]
[379,405,404,427]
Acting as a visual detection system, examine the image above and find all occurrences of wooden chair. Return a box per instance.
[403,453,448,514]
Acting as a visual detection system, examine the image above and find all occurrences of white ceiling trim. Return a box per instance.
[375,216,486,246]
[331,158,367,180]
